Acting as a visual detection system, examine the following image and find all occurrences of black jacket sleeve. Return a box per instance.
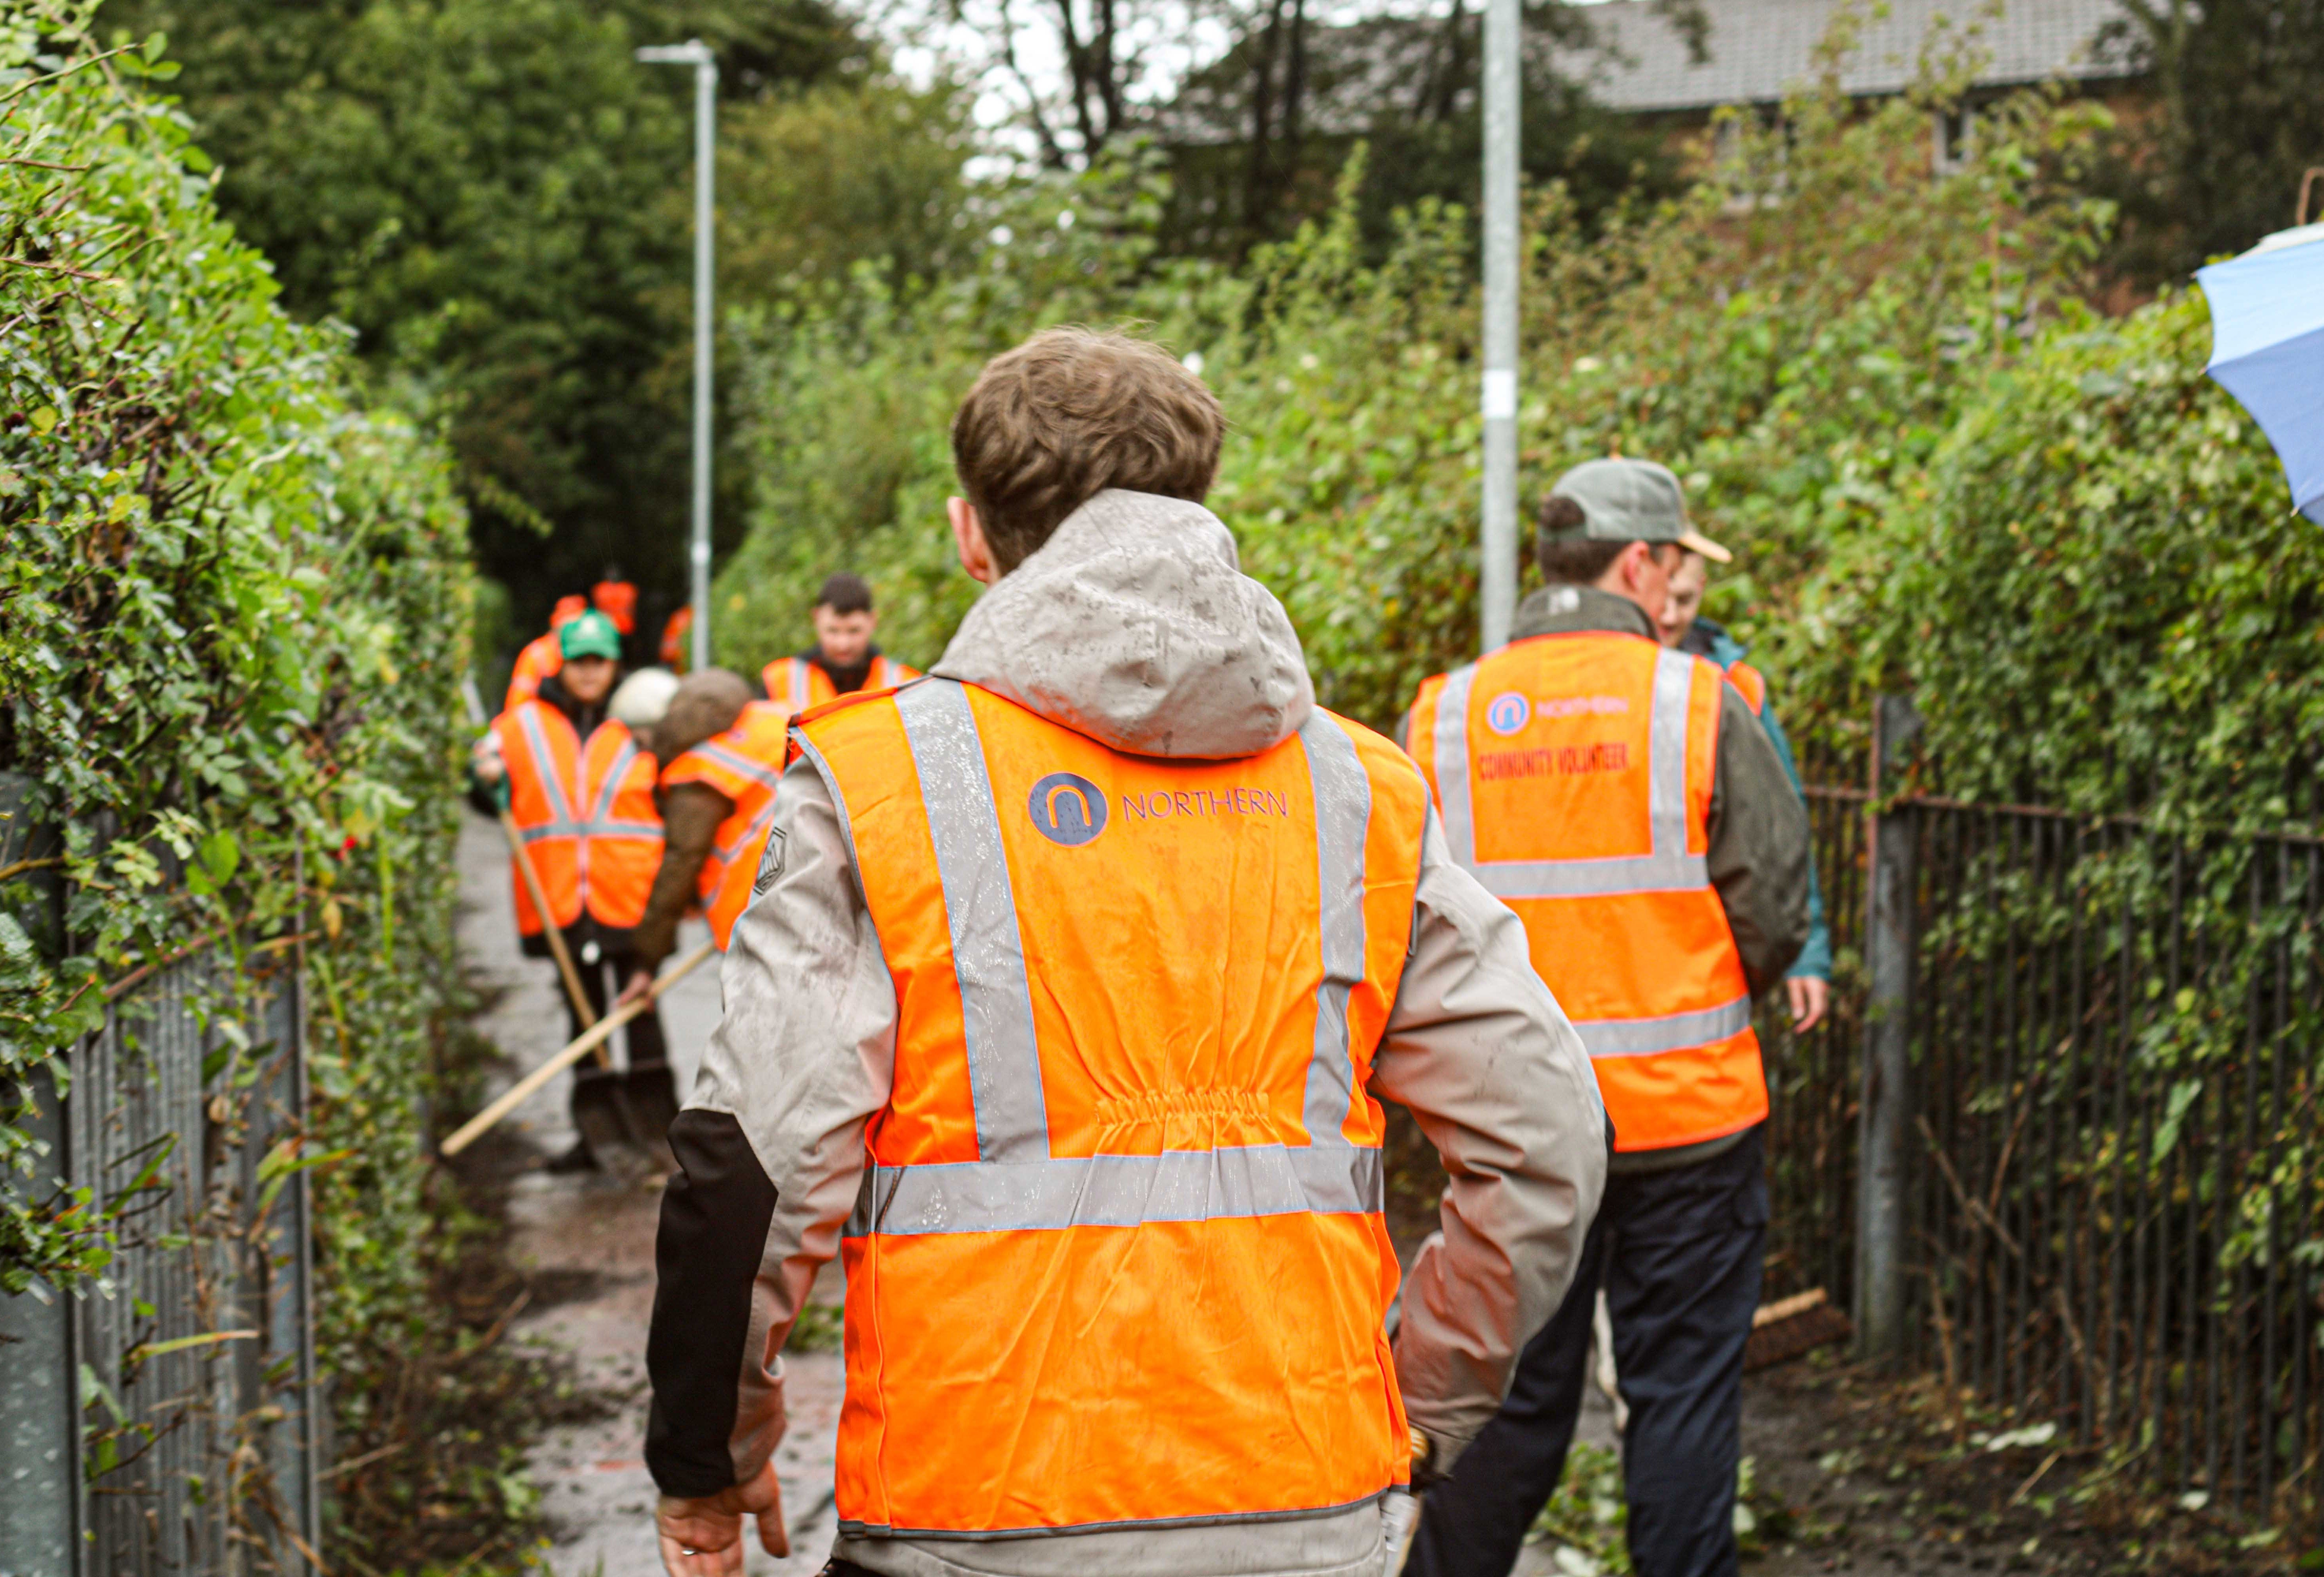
[645,1109,780,1497]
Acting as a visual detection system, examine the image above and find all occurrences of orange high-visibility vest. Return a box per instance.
[660,607,692,672]
[660,701,790,906]
[505,598,589,711]
[1404,631,1765,1154]
[1726,660,1767,716]
[762,653,921,719]
[703,778,779,950]
[578,720,663,930]
[592,578,639,636]
[498,703,666,937]
[495,699,586,936]
[796,678,1428,1537]
[505,630,563,712]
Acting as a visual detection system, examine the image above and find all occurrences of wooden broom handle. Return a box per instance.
[441,942,713,1156]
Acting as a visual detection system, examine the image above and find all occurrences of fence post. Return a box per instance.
[1855,694,1921,1366]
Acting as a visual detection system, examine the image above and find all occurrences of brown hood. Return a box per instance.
[650,668,751,764]
[929,490,1314,760]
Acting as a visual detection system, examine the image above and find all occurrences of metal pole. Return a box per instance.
[1479,0,1521,654]
[1856,693,1922,1366]
[639,40,718,672]
[690,52,717,673]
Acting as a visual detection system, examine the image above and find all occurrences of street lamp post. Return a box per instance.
[1479,0,1520,653]
[637,39,718,672]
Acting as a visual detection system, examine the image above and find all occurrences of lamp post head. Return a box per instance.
[635,39,714,66]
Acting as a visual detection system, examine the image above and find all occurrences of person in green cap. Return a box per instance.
[471,606,679,1171]
[1397,457,1809,1577]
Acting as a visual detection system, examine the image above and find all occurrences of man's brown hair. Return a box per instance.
[816,572,872,615]
[950,327,1225,574]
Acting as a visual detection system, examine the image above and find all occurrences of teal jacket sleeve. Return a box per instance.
[1751,695,1832,980]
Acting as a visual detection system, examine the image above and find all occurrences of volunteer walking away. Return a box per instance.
[641,328,1610,1577]
[1400,459,1810,1577]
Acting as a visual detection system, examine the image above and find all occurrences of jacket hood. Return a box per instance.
[930,489,1314,760]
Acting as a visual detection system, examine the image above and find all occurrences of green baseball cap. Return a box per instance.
[559,609,624,662]
[1545,457,1731,564]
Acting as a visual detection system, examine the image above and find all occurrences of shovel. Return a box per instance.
[441,943,714,1158]
[465,677,645,1168]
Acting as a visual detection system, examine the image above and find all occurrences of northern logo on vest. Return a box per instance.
[1028,772,1108,846]
[1485,691,1532,736]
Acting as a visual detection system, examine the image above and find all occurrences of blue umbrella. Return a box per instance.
[2197,223,2324,523]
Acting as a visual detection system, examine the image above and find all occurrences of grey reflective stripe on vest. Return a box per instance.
[848,1143,1383,1236]
[692,738,785,790]
[1432,644,1707,898]
[1571,994,1752,1058]
[843,679,1388,1237]
[586,736,661,841]
[893,679,1051,1163]
[1297,711,1369,1149]
[1429,665,1480,865]
[514,706,583,842]
[716,794,780,866]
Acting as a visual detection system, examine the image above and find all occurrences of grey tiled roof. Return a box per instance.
[1554,0,2144,112]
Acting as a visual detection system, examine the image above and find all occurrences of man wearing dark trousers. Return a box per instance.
[1400,458,1810,1577]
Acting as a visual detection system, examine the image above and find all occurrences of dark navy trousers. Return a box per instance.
[1405,1125,1767,1577]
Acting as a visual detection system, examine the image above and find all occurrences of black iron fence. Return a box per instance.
[1756,720,2324,1530]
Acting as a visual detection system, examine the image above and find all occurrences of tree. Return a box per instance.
[720,75,976,301]
[99,0,866,641]
[1157,7,1679,256]
[2098,0,2324,279]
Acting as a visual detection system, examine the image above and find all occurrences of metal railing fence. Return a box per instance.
[1757,746,2324,1530]
[1757,784,1869,1312]
[0,938,320,1577]
[1898,807,2322,1523]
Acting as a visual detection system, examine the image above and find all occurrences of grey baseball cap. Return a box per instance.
[1544,457,1731,563]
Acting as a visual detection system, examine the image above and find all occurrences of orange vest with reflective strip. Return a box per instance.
[1404,631,1765,1154]
[1726,660,1767,716]
[504,630,563,713]
[498,703,667,936]
[762,653,920,719]
[578,720,663,929]
[797,677,1427,1537]
[660,607,692,671]
[660,701,790,906]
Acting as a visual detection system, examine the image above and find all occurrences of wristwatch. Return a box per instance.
[1408,1426,1439,1489]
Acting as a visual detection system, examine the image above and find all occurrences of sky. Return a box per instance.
[878,0,1498,164]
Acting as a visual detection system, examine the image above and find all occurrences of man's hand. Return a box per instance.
[617,967,657,1009]
[1786,975,1829,1034]
[656,1461,786,1576]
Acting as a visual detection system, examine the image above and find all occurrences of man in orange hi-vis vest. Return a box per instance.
[505,594,589,712]
[1398,459,1808,1577]
[643,329,1610,1577]
[760,572,920,718]
[611,669,772,998]
[471,612,679,1171]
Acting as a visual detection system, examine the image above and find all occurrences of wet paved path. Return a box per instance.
[457,807,843,1577]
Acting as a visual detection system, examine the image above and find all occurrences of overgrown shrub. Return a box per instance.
[1844,290,2312,825]
[0,6,534,1564]
[716,23,2111,751]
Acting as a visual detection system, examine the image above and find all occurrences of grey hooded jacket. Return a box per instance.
[643,490,1609,1577]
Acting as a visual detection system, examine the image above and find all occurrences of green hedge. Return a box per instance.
[0,6,519,1562]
